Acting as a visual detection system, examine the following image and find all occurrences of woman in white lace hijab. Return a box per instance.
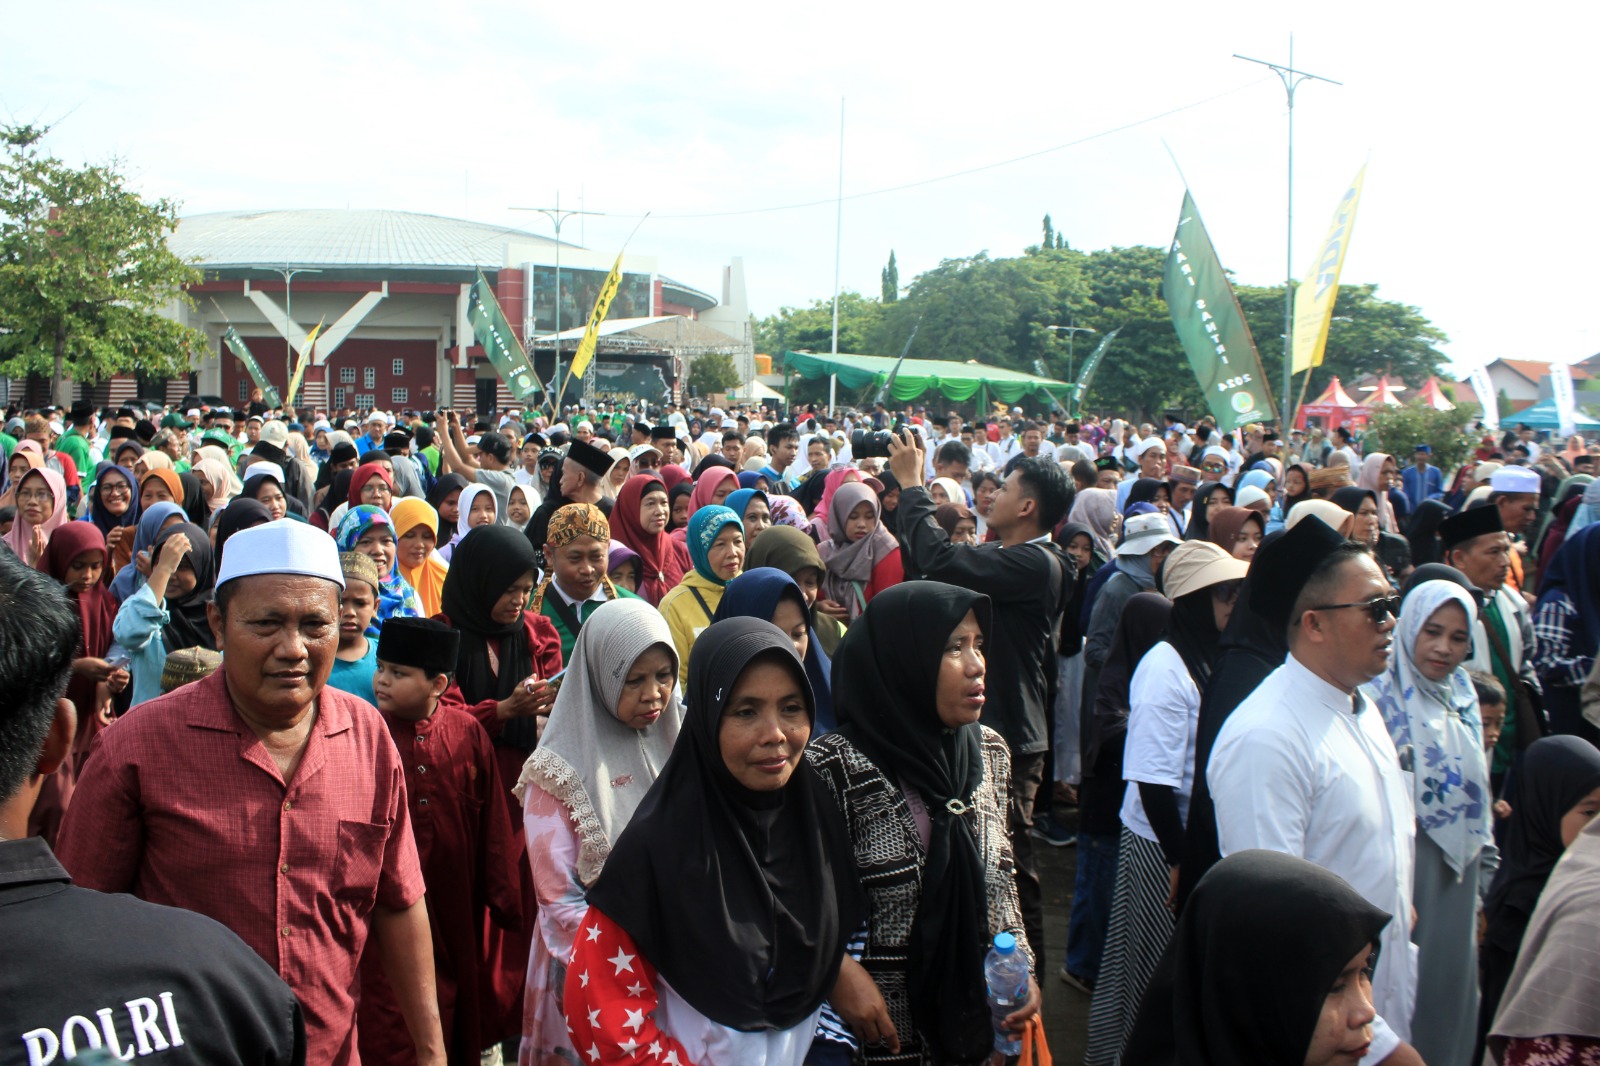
[512,598,684,1064]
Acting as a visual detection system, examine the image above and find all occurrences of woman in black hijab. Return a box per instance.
[569,617,860,1059]
[805,582,1039,1064]
[1403,499,1451,568]
[314,468,356,530]
[211,497,272,574]
[1476,735,1600,1060]
[1183,483,1232,543]
[1124,850,1390,1066]
[1123,477,1170,514]
[437,525,564,788]
[176,471,209,527]
[150,521,216,654]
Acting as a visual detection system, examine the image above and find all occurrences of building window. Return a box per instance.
[333,387,347,410]
[391,387,409,406]
[391,358,405,377]
[238,379,249,401]
[363,366,376,389]
[340,366,356,384]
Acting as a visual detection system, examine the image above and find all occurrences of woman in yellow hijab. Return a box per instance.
[390,496,451,618]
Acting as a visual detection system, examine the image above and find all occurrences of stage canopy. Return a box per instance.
[782,350,1072,406]
[1504,397,1600,431]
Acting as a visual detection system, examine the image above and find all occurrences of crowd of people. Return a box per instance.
[1,393,1598,1066]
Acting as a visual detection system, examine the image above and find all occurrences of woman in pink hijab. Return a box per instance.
[3,466,69,568]
[669,465,739,553]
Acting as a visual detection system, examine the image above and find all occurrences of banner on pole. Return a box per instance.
[1071,327,1120,415]
[221,327,281,408]
[1292,166,1367,374]
[468,271,543,402]
[1468,365,1500,430]
[1162,192,1278,430]
[1552,362,1578,438]
[285,317,322,409]
[564,254,625,390]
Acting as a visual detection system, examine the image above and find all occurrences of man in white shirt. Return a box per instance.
[987,418,1022,468]
[1209,534,1424,1066]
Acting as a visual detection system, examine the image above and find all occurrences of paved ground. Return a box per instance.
[1036,806,1091,1063]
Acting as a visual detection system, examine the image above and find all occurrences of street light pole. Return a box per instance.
[269,266,321,409]
[1235,40,1341,432]
[511,196,606,414]
[1046,324,1096,414]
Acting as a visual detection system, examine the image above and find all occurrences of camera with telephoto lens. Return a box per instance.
[851,428,900,459]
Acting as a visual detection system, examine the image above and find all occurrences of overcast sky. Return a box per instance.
[4,0,1595,375]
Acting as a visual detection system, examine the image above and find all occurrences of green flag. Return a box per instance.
[1070,327,1119,416]
[1162,192,1277,429]
[221,327,281,408]
[468,271,543,402]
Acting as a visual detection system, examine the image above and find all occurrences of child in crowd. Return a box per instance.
[358,617,527,1064]
[1472,670,1512,820]
[327,551,381,705]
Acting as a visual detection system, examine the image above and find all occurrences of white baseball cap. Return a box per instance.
[1117,512,1182,557]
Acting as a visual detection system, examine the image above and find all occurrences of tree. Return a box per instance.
[686,351,741,397]
[880,251,899,303]
[0,124,203,405]
[1041,214,1054,253]
[1362,405,1475,475]
[752,291,883,359]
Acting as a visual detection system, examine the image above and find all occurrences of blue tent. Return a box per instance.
[1503,397,1600,431]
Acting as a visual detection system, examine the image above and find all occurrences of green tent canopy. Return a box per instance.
[782,350,1072,406]
[1503,397,1600,431]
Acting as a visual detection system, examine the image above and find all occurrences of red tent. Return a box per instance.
[1365,375,1405,407]
[1297,375,1371,431]
[1415,376,1457,411]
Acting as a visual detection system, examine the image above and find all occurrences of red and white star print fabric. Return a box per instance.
[564,908,700,1066]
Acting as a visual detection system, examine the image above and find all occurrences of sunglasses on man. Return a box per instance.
[1308,595,1401,625]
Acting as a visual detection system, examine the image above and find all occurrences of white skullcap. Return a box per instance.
[242,462,285,488]
[1131,436,1166,459]
[217,519,344,589]
[1490,466,1541,494]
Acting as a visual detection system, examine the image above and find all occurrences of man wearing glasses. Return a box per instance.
[1208,524,1423,1066]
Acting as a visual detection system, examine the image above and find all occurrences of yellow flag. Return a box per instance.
[286,317,324,408]
[1292,166,1366,374]
[565,254,624,387]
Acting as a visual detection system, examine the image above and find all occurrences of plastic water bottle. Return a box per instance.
[984,932,1030,1055]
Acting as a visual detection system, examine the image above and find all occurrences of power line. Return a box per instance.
[626,76,1274,221]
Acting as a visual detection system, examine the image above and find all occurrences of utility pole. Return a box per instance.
[511,195,606,413]
[1235,39,1341,431]
[268,266,320,407]
[1046,323,1096,413]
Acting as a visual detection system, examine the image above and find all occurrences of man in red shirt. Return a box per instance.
[58,520,446,1066]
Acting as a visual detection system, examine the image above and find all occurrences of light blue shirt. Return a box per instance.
[111,583,172,708]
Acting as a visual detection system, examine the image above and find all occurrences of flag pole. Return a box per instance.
[828,97,844,419]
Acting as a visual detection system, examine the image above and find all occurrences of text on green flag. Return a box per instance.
[469,271,543,402]
[1071,327,1120,416]
[1162,191,1277,430]
[221,327,281,408]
